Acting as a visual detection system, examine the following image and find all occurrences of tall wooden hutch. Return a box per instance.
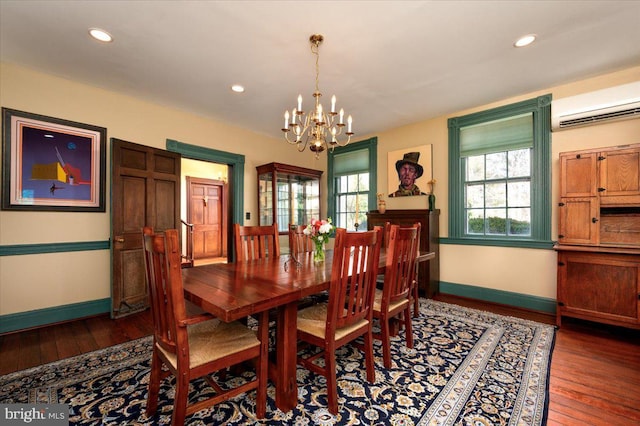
[555,143,640,329]
[256,163,322,234]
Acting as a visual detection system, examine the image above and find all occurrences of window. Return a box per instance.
[328,137,377,231]
[447,95,553,248]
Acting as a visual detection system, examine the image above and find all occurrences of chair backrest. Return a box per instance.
[381,221,392,248]
[289,224,314,256]
[382,223,421,306]
[142,228,188,358]
[234,223,280,262]
[327,227,382,332]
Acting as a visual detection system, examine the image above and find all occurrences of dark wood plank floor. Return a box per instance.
[1,295,639,425]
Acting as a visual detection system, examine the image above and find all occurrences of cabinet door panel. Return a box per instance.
[560,152,597,197]
[559,252,640,324]
[600,148,640,203]
[558,197,599,245]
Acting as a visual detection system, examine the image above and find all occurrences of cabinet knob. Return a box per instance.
[592,217,599,223]
[597,187,606,192]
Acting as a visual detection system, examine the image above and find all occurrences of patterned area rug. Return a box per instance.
[0,300,555,425]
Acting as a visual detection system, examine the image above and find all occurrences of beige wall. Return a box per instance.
[0,62,325,315]
[364,66,640,299]
[1,61,639,317]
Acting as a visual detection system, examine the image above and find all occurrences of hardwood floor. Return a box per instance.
[1,295,638,425]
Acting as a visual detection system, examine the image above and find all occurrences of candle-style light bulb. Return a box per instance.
[317,104,323,121]
[284,110,289,129]
[331,95,336,113]
[339,108,344,124]
[347,115,353,133]
[297,95,302,111]
[291,109,297,125]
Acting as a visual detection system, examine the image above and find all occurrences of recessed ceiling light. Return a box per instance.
[514,34,536,48]
[89,28,113,43]
[231,84,245,93]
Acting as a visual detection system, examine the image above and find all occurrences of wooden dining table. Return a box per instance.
[182,249,435,412]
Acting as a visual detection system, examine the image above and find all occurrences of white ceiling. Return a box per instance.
[1,1,639,139]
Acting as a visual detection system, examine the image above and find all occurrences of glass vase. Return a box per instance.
[313,239,325,263]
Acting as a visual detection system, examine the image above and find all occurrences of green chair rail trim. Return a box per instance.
[440,236,556,249]
[439,281,556,314]
[0,240,110,256]
[0,298,111,334]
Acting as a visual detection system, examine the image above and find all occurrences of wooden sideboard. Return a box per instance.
[555,143,640,329]
[367,209,440,298]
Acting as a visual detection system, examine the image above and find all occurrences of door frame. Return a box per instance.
[186,176,228,259]
[167,139,244,261]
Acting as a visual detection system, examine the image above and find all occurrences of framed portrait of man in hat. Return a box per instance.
[387,145,432,197]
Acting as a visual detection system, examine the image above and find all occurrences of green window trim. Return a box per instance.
[327,137,378,222]
[448,95,553,248]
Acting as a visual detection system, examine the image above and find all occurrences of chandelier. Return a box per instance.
[281,34,353,158]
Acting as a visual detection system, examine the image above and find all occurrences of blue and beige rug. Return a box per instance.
[0,300,555,425]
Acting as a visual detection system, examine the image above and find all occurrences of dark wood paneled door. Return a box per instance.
[187,177,227,260]
[111,139,181,318]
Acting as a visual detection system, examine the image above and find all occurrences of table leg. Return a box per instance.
[275,301,298,412]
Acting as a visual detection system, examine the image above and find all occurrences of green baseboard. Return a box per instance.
[438,282,556,314]
[0,298,111,334]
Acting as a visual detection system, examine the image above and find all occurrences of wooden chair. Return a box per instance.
[372,223,420,369]
[234,223,280,262]
[288,224,314,257]
[142,228,268,425]
[296,227,382,414]
[289,223,329,307]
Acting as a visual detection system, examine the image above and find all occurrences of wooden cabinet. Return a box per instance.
[367,209,440,298]
[556,143,640,329]
[556,247,640,329]
[257,163,322,234]
[558,143,640,248]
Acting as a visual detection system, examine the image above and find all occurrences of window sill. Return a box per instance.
[440,237,555,249]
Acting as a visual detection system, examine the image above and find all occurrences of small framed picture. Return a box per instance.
[2,108,107,212]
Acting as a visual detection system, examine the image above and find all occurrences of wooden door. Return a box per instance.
[187,177,227,259]
[111,139,181,318]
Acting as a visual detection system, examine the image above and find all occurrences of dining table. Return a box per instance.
[182,248,435,412]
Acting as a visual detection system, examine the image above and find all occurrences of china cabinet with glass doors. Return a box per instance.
[257,163,322,234]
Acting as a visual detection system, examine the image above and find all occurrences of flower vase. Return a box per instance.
[313,240,325,263]
[378,200,386,214]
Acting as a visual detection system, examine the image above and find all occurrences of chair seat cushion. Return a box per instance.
[297,303,369,340]
[158,319,260,369]
[373,288,409,314]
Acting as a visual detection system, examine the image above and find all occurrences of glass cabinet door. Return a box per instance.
[257,163,322,233]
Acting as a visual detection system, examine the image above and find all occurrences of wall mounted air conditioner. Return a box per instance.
[551,81,640,131]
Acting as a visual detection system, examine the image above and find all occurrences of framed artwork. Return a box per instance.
[387,144,432,197]
[1,108,106,212]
